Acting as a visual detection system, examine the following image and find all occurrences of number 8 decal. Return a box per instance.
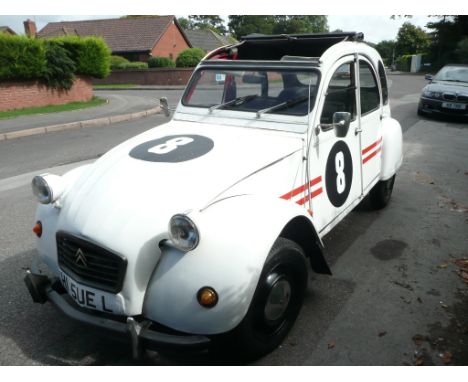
[335,151,346,194]
[129,135,214,163]
[148,137,194,155]
[325,141,353,207]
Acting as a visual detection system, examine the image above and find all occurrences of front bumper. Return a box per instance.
[24,271,210,358]
[418,97,468,118]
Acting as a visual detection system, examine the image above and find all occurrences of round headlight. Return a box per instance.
[168,214,200,252]
[32,175,52,204]
[423,90,434,98]
[31,174,64,204]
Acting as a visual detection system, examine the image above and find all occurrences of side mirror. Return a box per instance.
[332,112,351,138]
[159,97,172,117]
[425,74,433,82]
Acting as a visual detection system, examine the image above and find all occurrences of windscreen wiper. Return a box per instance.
[256,96,308,118]
[209,94,258,113]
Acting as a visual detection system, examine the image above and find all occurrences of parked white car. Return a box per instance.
[25,32,403,361]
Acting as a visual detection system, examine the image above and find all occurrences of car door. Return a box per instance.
[358,57,383,193]
[308,56,362,234]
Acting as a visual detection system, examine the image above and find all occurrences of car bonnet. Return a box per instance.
[58,120,304,239]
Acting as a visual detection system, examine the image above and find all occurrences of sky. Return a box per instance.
[0,15,436,44]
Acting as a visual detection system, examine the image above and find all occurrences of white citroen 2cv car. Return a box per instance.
[25,32,403,361]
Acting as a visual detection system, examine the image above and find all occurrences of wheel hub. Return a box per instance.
[264,275,291,323]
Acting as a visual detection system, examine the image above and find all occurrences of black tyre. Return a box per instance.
[369,174,396,209]
[217,237,308,362]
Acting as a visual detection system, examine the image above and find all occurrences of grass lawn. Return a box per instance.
[93,84,137,89]
[0,96,107,120]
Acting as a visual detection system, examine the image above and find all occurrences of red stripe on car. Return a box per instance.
[280,176,321,200]
[296,187,324,205]
[362,137,382,155]
[363,147,382,164]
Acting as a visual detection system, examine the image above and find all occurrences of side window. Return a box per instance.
[320,62,356,124]
[359,61,380,115]
[378,61,389,105]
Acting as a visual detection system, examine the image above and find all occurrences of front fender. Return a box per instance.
[381,117,403,180]
[35,164,92,275]
[143,194,316,335]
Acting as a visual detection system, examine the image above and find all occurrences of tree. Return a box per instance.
[228,16,276,39]
[426,16,468,68]
[228,15,328,40]
[177,17,190,30]
[395,22,430,56]
[375,40,396,65]
[181,15,227,35]
[272,16,328,34]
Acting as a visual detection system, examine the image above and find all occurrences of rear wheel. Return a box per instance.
[369,174,396,209]
[217,238,308,362]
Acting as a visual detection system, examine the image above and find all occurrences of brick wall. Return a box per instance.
[152,22,191,61]
[0,76,93,112]
[93,68,194,86]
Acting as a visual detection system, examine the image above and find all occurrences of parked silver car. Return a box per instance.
[418,64,468,119]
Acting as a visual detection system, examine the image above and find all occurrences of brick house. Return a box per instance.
[0,26,16,35]
[36,16,192,62]
[184,29,236,52]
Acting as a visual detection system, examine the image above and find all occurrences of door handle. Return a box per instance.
[354,127,362,136]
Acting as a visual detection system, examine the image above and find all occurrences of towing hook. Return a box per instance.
[24,270,49,304]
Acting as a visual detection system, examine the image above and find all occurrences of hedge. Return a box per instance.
[42,40,76,90]
[110,55,130,69]
[113,61,148,70]
[148,56,175,68]
[0,34,111,89]
[176,48,205,68]
[50,36,111,79]
[0,35,46,81]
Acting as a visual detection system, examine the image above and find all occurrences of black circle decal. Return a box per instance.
[325,140,353,207]
[129,135,214,163]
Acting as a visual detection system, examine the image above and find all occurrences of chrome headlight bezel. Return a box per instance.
[31,174,64,204]
[422,90,441,99]
[168,214,200,252]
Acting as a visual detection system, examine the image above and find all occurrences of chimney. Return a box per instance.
[24,19,37,38]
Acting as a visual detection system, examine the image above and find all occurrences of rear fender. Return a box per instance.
[381,117,403,180]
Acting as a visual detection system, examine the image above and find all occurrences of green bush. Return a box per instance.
[148,56,175,68]
[42,40,76,90]
[110,55,130,69]
[176,48,205,68]
[0,34,111,89]
[0,35,46,81]
[54,36,111,78]
[395,55,412,72]
[114,61,148,70]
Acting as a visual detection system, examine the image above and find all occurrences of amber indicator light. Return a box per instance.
[33,221,42,237]
[197,286,218,308]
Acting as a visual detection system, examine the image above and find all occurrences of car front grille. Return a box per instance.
[457,95,468,102]
[443,93,456,101]
[56,232,127,293]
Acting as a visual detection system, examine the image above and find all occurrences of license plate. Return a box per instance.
[59,270,123,315]
[442,102,466,110]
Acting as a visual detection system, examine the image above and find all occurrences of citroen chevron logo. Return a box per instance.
[75,248,88,267]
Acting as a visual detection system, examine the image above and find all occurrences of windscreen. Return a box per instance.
[182,68,320,117]
[434,66,468,83]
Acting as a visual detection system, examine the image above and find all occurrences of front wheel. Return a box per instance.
[217,237,308,362]
[369,174,396,209]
